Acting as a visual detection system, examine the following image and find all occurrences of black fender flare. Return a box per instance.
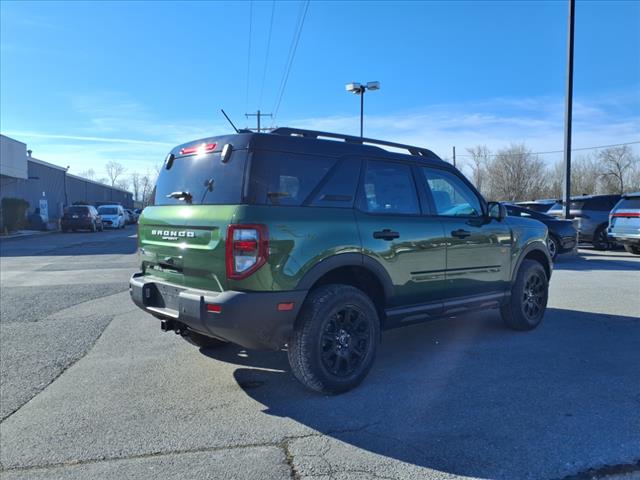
[296,253,394,301]
[511,241,552,282]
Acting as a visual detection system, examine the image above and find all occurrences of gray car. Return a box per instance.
[608,192,640,255]
[547,194,621,250]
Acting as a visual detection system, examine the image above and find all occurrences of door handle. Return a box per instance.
[451,229,471,239]
[373,229,400,241]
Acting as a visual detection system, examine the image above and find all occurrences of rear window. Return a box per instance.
[617,197,640,209]
[66,206,89,214]
[98,207,118,215]
[249,152,336,206]
[155,150,247,206]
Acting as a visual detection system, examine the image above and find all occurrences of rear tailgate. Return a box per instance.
[138,205,239,292]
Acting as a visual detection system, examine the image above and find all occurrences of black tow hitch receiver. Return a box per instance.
[160,319,188,336]
[160,319,176,332]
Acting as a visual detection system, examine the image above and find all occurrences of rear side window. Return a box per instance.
[589,196,621,211]
[250,153,335,206]
[360,161,419,215]
[155,150,247,206]
[309,159,361,208]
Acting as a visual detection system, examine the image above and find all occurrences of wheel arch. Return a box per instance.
[512,243,552,281]
[296,253,393,315]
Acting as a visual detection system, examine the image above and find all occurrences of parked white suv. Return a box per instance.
[97,204,126,229]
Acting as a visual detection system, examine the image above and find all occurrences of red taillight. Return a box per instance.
[613,212,640,217]
[206,304,222,313]
[180,143,216,156]
[226,224,269,280]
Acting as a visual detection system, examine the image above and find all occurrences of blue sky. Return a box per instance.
[1,0,639,180]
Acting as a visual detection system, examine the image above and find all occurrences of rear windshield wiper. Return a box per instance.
[166,191,193,203]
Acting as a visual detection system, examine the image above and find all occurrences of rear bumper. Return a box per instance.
[129,273,306,350]
[62,219,93,228]
[558,235,577,253]
[609,232,640,246]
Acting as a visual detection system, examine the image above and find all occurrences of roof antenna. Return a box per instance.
[221,109,239,133]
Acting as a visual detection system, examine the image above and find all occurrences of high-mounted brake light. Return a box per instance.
[226,224,269,280]
[612,212,640,217]
[179,143,216,156]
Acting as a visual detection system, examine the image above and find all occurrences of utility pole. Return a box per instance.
[452,146,456,168]
[563,0,575,219]
[245,110,273,132]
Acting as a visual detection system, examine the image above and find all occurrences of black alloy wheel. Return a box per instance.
[319,305,373,378]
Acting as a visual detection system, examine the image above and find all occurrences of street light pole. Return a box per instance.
[346,81,380,138]
[360,88,364,138]
[563,0,575,219]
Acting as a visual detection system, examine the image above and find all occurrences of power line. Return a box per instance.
[258,0,276,110]
[272,0,310,121]
[244,0,254,113]
[456,140,640,158]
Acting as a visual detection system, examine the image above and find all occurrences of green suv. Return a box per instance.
[130,128,551,394]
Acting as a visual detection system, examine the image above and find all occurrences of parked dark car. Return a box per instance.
[515,199,558,213]
[608,192,640,255]
[505,204,577,260]
[547,194,621,249]
[61,205,103,232]
[125,209,138,224]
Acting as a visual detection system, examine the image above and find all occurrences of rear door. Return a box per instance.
[138,148,248,292]
[355,159,447,308]
[420,167,512,299]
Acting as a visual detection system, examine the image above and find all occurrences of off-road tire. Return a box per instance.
[501,259,548,331]
[183,331,228,348]
[592,225,610,251]
[288,284,380,395]
[624,245,640,255]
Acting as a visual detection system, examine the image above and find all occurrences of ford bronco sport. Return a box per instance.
[130,128,552,394]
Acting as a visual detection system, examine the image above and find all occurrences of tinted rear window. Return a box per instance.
[618,197,640,209]
[249,152,336,206]
[155,150,247,206]
[67,206,89,214]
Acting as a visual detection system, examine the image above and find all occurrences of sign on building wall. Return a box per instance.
[39,199,49,222]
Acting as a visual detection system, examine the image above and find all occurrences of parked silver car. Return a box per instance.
[608,192,640,255]
[547,194,621,250]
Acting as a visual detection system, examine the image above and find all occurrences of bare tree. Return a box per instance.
[130,172,141,202]
[465,145,491,195]
[116,178,131,192]
[485,144,547,201]
[79,168,96,180]
[105,161,126,187]
[140,169,158,206]
[597,146,636,194]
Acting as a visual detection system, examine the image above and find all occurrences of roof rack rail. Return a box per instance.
[270,127,436,158]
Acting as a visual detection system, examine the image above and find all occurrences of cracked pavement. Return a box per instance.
[1,231,639,479]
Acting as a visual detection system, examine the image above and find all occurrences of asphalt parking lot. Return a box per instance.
[0,230,638,480]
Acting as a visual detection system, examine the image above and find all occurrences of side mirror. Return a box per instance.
[487,202,507,221]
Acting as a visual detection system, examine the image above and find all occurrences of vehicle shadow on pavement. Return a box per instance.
[203,308,640,479]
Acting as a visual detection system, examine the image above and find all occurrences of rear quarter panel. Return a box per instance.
[230,205,361,292]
